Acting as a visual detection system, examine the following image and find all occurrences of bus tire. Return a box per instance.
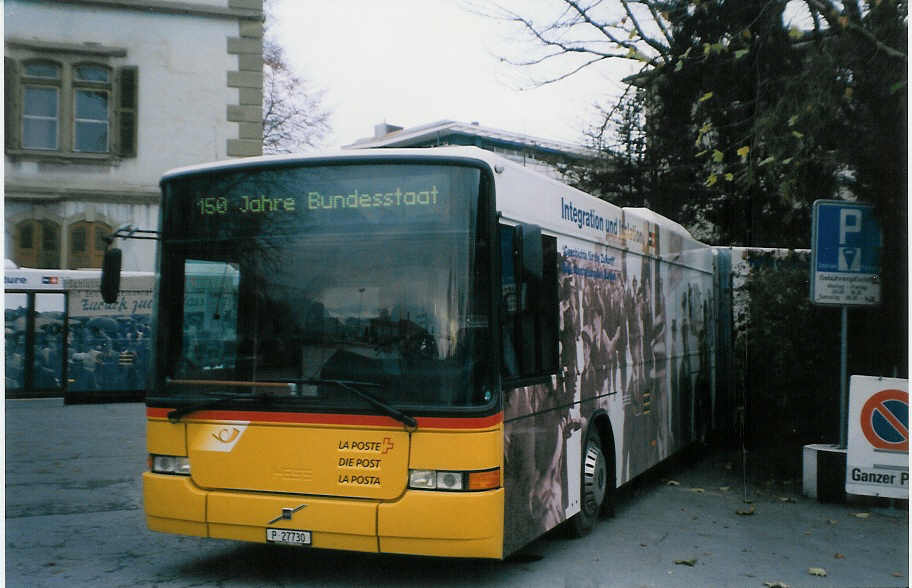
[568,426,608,537]
[600,427,616,518]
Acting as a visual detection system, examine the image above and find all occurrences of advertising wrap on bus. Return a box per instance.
[68,277,155,318]
[66,275,155,401]
[5,269,154,401]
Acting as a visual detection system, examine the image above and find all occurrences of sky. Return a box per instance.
[269,1,639,150]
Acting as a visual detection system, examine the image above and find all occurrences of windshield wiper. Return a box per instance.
[164,378,292,422]
[162,378,417,430]
[306,378,418,431]
[166,394,255,423]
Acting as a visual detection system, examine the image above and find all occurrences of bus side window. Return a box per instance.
[500,226,519,377]
[539,236,558,374]
[499,224,558,381]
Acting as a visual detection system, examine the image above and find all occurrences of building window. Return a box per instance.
[21,60,60,150]
[71,225,87,253]
[68,221,111,269]
[5,54,137,160]
[19,222,34,249]
[14,219,61,269]
[73,64,110,153]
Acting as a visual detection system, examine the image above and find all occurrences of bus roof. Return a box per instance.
[159,147,504,183]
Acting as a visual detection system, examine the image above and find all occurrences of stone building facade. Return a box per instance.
[4,0,264,272]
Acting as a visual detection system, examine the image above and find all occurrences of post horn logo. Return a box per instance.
[212,427,241,444]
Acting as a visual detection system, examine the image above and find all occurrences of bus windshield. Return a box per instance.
[155,162,493,412]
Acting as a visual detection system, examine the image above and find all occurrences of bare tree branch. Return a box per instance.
[261,0,332,153]
[617,0,670,59]
[477,0,906,95]
[644,2,674,48]
[469,0,670,89]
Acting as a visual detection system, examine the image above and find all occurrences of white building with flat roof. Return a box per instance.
[345,120,593,181]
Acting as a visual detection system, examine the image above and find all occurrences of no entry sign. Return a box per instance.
[846,376,909,498]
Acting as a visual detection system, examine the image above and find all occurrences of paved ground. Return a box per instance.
[5,398,909,587]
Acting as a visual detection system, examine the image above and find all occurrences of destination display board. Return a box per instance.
[168,164,471,240]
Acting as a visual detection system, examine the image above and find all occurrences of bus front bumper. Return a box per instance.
[143,472,504,559]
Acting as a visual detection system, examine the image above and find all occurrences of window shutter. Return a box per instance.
[116,66,137,157]
[5,58,21,150]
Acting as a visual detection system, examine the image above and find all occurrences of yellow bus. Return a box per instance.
[125,147,721,559]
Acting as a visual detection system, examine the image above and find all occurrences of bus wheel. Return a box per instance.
[568,427,607,537]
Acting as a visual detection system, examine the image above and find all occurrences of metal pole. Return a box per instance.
[839,306,848,448]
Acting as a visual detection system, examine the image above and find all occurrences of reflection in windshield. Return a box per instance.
[160,163,491,409]
[179,260,239,376]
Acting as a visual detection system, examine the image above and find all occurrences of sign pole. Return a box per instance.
[810,200,882,448]
[839,306,848,449]
[806,200,884,501]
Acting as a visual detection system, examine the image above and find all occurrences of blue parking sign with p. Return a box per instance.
[811,200,881,306]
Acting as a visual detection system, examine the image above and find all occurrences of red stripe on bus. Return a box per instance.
[146,407,503,430]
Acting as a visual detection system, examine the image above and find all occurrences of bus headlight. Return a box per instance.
[149,454,191,475]
[408,468,500,491]
[408,469,437,489]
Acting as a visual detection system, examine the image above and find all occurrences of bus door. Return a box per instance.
[5,291,66,397]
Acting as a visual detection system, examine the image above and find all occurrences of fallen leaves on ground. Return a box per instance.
[736,505,756,515]
[834,553,845,559]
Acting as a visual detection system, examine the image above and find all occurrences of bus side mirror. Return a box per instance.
[101,247,122,304]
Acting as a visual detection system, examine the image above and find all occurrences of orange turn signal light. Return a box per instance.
[467,468,501,491]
